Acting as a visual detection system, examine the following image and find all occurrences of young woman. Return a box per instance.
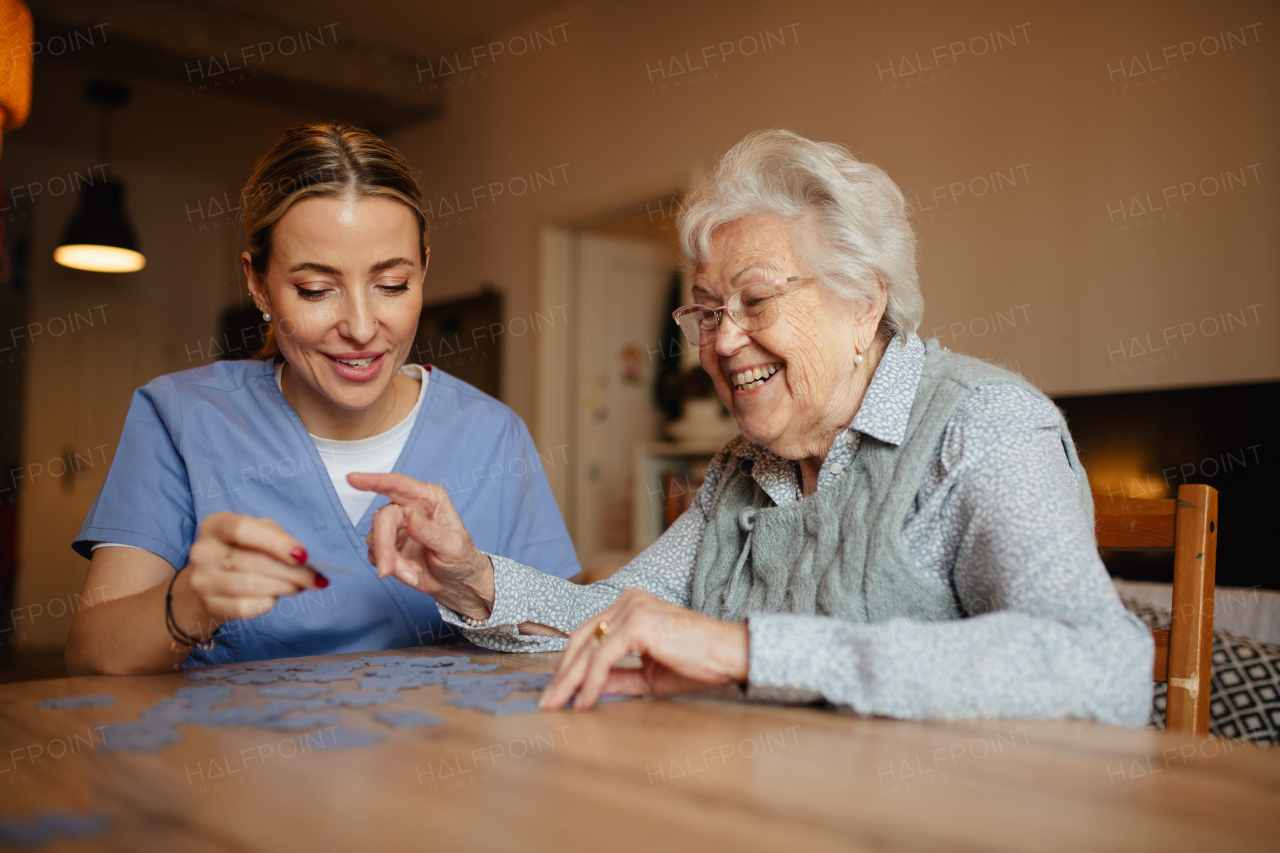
[65,123,578,675]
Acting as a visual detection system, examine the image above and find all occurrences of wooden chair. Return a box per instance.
[1093,484,1218,735]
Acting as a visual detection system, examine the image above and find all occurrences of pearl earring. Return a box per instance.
[853,349,864,365]
[262,312,271,322]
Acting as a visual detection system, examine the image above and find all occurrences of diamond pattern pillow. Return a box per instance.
[1121,596,1279,744]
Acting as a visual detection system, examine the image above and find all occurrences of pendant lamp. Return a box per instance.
[53,81,145,273]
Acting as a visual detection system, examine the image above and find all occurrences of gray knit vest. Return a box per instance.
[689,340,1092,623]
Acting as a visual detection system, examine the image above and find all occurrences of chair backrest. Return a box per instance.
[1093,484,1218,735]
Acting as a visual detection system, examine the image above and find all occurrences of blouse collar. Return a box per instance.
[849,333,925,447]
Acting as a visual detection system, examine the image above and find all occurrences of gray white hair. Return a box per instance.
[678,129,922,343]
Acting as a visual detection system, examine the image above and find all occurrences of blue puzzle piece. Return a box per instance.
[280,670,358,683]
[175,685,232,708]
[0,810,110,847]
[311,661,367,672]
[405,655,472,668]
[141,700,193,724]
[95,653,534,753]
[507,673,554,690]
[449,683,518,698]
[262,692,403,713]
[447,693,543,716]
[223,671,287,685]
[34,694,116,710]
[185,706,291,728]
[489,696,545,716]
[266,713,341,732]
[98,721,184,754]
[322,692,403,708]
[447,682,638,716]
[443,672,552,692]
[257,685,331,699]
[360,668,449,690]
[442,674,503,690]
[262,699,318,714]
[374,710,445,729]
[360,655,411,666]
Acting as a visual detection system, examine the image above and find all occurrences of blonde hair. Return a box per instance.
[243,123,430,358]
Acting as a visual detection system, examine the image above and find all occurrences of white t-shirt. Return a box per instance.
[93,363,427,550]
[292,362,427,525]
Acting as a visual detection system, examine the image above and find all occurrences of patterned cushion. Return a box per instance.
[1121,596,1279,743]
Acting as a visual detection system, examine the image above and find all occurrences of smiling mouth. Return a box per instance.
[334,356,376,369]
[731,362,782,391]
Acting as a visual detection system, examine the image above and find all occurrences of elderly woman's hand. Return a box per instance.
[350,472,495,622]
[540,589,749,711]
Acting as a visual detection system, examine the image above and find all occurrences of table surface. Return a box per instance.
[1,643,1277,852]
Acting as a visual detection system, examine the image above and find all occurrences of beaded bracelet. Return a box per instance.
[458,611,488,628]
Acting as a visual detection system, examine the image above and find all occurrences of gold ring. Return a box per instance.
[595,620,609,640]
[222,556,234,571]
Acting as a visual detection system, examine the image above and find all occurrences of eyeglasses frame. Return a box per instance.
[671,275,816,346]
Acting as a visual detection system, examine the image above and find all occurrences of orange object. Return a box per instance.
[0,0,33,148]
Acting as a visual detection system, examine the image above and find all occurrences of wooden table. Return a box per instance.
[1,643,1277,852]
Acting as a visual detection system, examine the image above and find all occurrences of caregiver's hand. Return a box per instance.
[184,512,322,627]
[350,472,495,622]
[540,589,750,711]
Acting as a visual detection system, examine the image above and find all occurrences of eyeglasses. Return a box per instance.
[672,276,815,346]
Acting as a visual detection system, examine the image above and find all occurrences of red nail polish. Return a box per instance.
[313,572,329,589]
[291,546,308,564]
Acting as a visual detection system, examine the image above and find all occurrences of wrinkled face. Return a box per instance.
[245,194,426,411]
[694,215,865,459]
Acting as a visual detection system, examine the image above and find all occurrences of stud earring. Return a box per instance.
[853,348,864,365]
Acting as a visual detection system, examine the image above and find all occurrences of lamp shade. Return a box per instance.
[53,179,145,272]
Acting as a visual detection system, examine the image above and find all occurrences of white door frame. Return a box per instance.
[535,165,703,545]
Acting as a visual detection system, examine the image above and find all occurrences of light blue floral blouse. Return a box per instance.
[439,335,1153,725]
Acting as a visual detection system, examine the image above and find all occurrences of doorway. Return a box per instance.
[538,196,686,578]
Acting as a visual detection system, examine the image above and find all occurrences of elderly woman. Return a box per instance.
[359,130,1153,724]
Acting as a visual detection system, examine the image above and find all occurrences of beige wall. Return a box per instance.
[390,0,1279,444]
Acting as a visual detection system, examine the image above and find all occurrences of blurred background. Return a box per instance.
[1,0,1276,678]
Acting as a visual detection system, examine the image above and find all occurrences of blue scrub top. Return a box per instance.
[73,359,580,666]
